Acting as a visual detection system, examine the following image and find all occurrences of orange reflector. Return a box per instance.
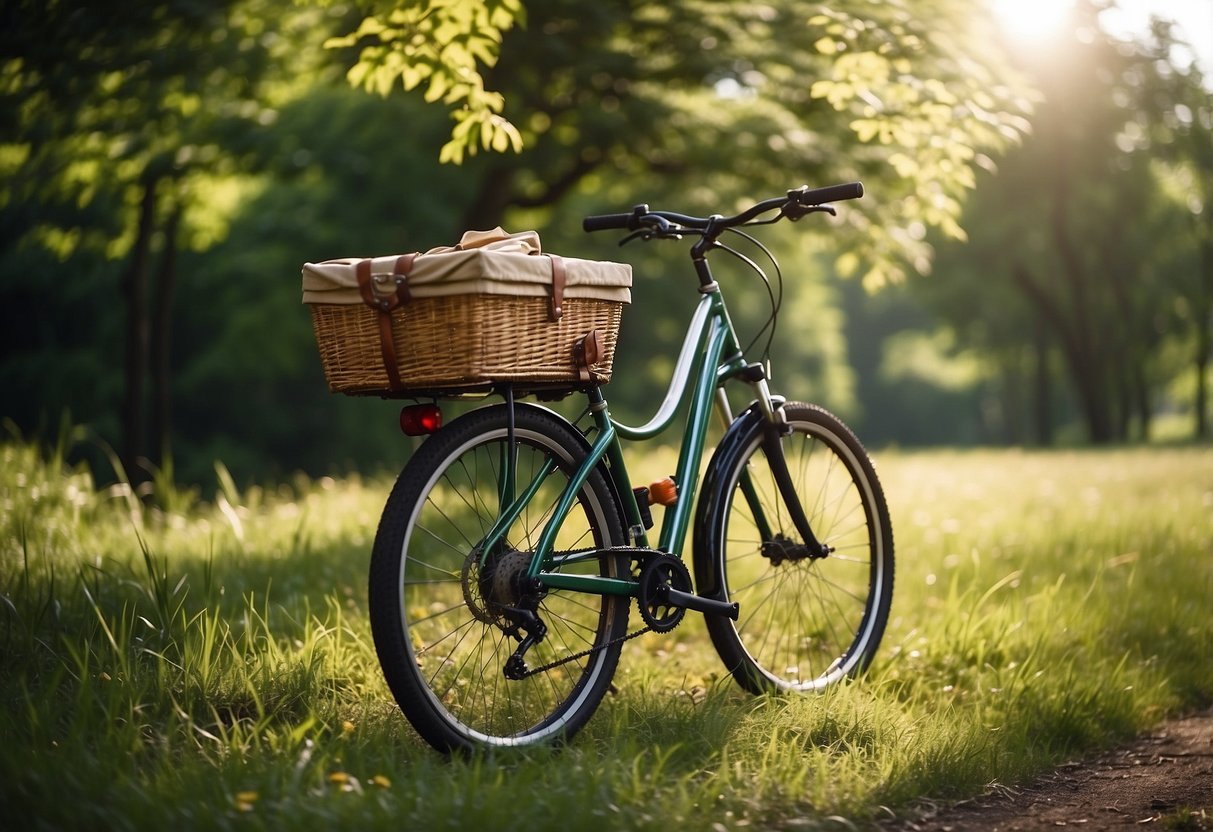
[400,404,443,436]
[649,476,678,506]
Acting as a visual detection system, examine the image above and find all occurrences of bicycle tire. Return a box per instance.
[693,402,894,693]
[369,403,630,753]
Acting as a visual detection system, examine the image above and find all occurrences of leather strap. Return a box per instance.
[548,254,566,321]
[392,254,416,302]
[355,254,417,390]
[572,329,602,383]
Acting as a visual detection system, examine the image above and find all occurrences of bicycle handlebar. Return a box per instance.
[582,181,863,235]
[582,212,636,233]
[793,181,864,205]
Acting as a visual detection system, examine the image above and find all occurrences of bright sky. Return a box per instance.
[1103,0,1213,73]
[992,0,1213,76]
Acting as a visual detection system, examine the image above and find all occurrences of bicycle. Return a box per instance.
[367,182,895,754]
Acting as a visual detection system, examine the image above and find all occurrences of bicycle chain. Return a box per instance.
[513,619,653,679]
[505,547,668,679]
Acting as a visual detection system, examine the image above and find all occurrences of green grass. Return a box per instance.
[2,435,1211,830]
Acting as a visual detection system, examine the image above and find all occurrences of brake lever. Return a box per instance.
[782,204,837,222]
[619,217,685,245]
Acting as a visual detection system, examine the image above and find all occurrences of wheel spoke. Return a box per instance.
[369,405,629,751]
[706,405,893,694]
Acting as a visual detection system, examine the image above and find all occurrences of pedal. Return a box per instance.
[631,549,741,623]
[659,585,740,621]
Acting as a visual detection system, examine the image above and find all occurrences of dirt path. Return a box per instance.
[879,709,1213,831]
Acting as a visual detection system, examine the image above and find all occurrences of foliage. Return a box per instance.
[0,0,351,483]
[0,0,1041,484]
[4,0,1207,488]
[329,0,1036,281]
[438,0,1034,285]
[322,0,525,164]
[2,437,1211,828]
[0,0,312,258]
[1135,19,1213,440]
[912,3,1213,444]
[169,90,477,485]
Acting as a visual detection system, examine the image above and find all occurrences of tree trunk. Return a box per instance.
[1000,360,1024,445]
[1196,236,1212,440]
[150,202,181,472]
[458,166,516,232]
[1046,133,1115,444]
[1134,363,1151,442]
[1103,233,1148,444]
[1032,317,1053,446]
[1197,332,1210,440]
[1113,361,1131,442]
[1011,263,1114,443]
[457,151,603,232]
[121,176,158,485]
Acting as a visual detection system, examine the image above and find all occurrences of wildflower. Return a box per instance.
[328,771,363,794]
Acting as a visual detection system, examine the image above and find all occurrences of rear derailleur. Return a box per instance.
[502,604,548,681]
[462,546,550,680]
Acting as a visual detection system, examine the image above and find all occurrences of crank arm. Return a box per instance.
[656,584,739,620]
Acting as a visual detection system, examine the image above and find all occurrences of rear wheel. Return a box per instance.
[696,403,894,693]
[369,403,630,753]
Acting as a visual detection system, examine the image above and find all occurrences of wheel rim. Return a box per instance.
[396,426,622,745]
[722,419,889,690]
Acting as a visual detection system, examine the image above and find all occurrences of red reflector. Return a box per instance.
[400,404,443,436]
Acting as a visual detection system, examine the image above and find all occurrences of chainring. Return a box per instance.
[636,553,693,633]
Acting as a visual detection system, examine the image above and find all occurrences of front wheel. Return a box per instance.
[694,402,894,693]
[369,403,630,753]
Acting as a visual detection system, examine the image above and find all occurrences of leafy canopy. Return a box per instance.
[329,0,1035,286]
[322,0,525,163]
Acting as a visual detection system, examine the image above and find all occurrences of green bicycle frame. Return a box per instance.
[473,287,760,600]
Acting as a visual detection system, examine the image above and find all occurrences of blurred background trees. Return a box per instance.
[918,3,1212,445]
[2,0,1209,488]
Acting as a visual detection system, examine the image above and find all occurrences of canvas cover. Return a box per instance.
[302,227,632,306]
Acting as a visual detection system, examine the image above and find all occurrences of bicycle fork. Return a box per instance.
[726,381,833,563]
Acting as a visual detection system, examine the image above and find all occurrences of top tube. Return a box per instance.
[612,295,714,441]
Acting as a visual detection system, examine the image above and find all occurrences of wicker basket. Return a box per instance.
[303,229,630,397]
[310,294,622,395]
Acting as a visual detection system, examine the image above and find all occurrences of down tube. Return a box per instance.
[657,314,730,555]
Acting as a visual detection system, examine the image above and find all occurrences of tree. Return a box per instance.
[1136,20,1213,439]
[0,0,338,483]
[322,0,525,164]
[334,0,1034,286]
[914,2,1208,444]
[1,0,1041,483]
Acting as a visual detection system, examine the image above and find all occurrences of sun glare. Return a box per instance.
[991,0,1075,42]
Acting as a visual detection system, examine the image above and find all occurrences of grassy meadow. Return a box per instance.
[1,430,1211,830]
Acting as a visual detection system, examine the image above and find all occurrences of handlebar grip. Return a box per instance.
[582,213,635,233]
[794,181,864,206]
